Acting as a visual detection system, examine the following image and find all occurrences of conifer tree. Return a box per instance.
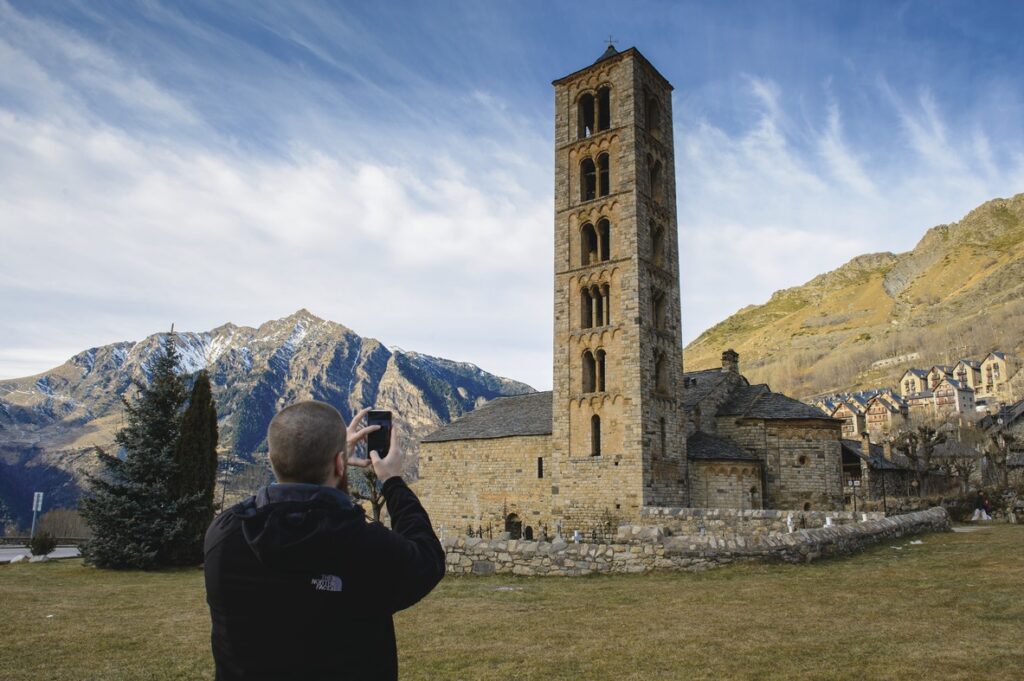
[167,370,219,565]
[80,336,189,569]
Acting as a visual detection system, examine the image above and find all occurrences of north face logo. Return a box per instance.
[310,574,343,592]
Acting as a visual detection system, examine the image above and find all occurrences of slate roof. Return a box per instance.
[681,368,733,408]
[903,368,928,379]
[939,378,974,392]
[687,431,761,462]
[421,391,552,443]
[956,358,981,369]
[717,384,837,421]
[839,439,908,470]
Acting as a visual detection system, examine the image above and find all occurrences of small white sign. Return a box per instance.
[32,492,44,512]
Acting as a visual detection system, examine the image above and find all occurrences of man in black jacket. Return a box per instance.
[204,401,445,680]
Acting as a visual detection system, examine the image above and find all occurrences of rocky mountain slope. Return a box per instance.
[0,310,533,528]
[684,193,1024,398]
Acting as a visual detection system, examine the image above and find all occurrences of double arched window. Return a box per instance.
[580,154,610,202]
[582,348,607,393]
[581,219,611,266]
[581,284,610,328]
[577,86,612,140]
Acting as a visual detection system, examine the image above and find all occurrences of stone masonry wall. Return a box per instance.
[638,506,884,538]
[688,460,763,510]
[442,507,950,576]
[417,434,554,535]
[716,418,844,510]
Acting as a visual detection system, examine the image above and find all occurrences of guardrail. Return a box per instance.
[0,537,89,546]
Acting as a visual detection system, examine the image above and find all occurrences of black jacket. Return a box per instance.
[204,477,445,681]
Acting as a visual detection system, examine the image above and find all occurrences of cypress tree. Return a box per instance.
[167,370,219,565]
[80,336,189,569]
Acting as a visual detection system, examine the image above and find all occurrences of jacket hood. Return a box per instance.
[234,483,364,572]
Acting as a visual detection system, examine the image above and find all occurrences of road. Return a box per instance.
[0,546,81,563]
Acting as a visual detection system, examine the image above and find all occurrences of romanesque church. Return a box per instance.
[417,46,844,537]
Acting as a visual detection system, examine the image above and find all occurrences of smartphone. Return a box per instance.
[366,410,392,458]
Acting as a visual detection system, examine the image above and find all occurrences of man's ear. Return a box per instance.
[334,451,347,479]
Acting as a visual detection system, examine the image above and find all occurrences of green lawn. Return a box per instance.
[2,525,1022,680]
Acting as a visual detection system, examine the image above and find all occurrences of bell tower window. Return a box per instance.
[652,289,666,330]
[597,86,611,131]
[580,158,597,201]
[581,223,598,266]
[655,352,668,394]
[598,219,611,261]
[581,288,593,328]
[578,93,595,139]
[645,89,661,138]
[591,415,602,456]
[651,222,665,267]
[582,350,596,392]
[648,156,664,204]
[598,153,610,197]
[596,349,606,392]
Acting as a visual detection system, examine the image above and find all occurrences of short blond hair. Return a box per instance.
[267,401,346,484]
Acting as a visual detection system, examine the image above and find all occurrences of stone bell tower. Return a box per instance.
[550,46,687,525]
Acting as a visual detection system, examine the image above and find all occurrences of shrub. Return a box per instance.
[30,531,58,557]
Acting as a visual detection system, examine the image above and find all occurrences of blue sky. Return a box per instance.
[2,1,1023,390]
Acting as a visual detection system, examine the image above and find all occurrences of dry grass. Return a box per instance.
[1,525,1022,680]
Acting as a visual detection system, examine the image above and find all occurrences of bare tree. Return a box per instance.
[892,417,947,495]
[350,465,386,522]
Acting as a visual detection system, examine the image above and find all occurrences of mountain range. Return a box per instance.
[0,310,533,528]
[684,193,1024,399]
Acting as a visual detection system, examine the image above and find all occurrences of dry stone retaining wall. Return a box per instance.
[638,506,885,538]
[442,507,949,576]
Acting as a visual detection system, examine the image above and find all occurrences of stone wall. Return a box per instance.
[442,507,950,576]
[638,506,884,538]
[716,418,844,510]
[417,434,554,534]
[688,461,763,510]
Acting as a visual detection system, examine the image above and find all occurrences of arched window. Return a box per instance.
[581,223,598,266]
[655,352,668,393]
[602,284,611,325]
[659,417,666,456]
[649,156,663,204]
[596,349,606,392]
[591,415,602,456]
[598,153,610,197]
[581,288,593,328]
[645,89,661,137]
[597,219,611,261]
[651,222,665,266]
[591,285,604,327]
[750,486,760,509]
[652,289,666,330]
[578,93,595,139]
[580,158,597,201]
[597,86,611,131]
[582,350,596,392]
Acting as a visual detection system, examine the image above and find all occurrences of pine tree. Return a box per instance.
[80,335,189,569]
[167,370,219,565]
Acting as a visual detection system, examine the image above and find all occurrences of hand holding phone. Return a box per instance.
[366,410,392,458]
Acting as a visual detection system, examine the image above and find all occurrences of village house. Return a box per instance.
[900,368,929,397]
[933,377,976,416]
